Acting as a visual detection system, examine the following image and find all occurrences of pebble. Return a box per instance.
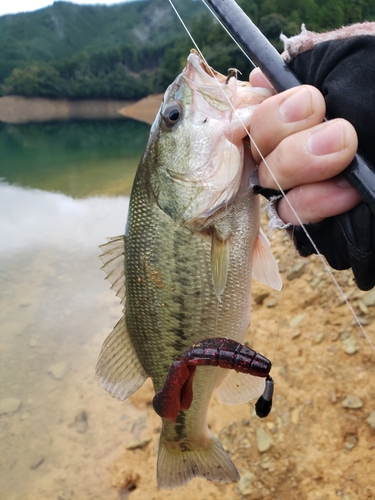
[0,397,22,415]
[75,411,88,434]
[362,290,375,307]
[314,332,325,344]
[291,330,302,339]
[289,314,305,328]
[351,317,371,326]
[265,298,278,308]
[287,262,306,281]
[30,456,44,470]
[291,408,299,424]
[57,489,73,500]
[126,438,151,450]
[256,427,273,453]
[366,411,375,429]
[48,361,70,380]
[357,300,369,315]
[237,471,256,496]
[29,338,38,347]
[341,396,363,409]
[342,337,359,355]
[254,292,269,305]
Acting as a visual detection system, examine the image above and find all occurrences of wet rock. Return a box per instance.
[254,292,269,305]
[48,361,70,380]
[362,290,375,307]
[0,397,21,415]
[30,456,44,470]
[256,427,273,453]
[289,314,305,328]
[126,438,151,450]
[366,411,375,429]
[237,470,256,496]
[286,262,306,281]
[341,396,363,409]
[342,337,359,355]
[75,411,88,434]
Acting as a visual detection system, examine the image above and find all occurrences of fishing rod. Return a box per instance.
[203,0,375,215]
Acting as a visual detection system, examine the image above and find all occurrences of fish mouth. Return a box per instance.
[187,49,227,84]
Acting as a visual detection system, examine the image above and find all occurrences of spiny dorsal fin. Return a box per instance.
[99,235,126,306]
[216,370,266,405]
[252,229,282,291]
[211,229,230,301]
[96,315,148,400]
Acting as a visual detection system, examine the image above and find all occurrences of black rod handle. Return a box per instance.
[204,0,375,214]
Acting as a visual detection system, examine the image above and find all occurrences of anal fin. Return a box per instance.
[96,315,148,400]
[216,369,266,404]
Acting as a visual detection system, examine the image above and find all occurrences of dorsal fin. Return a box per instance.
[99,235,126,306]
[252,229,282,291]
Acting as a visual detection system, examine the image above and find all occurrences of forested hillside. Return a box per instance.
[0,0,374,100]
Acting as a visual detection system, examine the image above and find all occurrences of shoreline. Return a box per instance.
[0,94,163,125]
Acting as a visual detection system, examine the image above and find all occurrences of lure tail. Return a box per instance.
[157,432,239,488]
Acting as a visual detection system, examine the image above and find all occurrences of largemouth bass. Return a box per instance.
[96,50,282,488]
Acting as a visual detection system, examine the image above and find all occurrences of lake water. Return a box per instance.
[0,119,151,500]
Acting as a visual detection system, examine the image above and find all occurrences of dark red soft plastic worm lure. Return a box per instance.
[152,337,274,423]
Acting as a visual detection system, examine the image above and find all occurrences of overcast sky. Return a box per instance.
[0,0,136,17]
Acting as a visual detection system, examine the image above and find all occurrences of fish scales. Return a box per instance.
[97,50,282,488]
[126,166,258,390]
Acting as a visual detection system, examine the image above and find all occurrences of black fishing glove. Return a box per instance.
[273,25,375,291]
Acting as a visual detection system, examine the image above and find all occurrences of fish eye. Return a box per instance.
[162,103,183,128]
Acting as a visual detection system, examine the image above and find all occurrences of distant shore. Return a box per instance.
[0,94,163,126]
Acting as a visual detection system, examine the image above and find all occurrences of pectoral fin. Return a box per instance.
[252,229,282,291]
[211,229,230,301]
[99,235,126,306]
[96,315,148,401]
[216,370,266,404]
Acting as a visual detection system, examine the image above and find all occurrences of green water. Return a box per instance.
[0,119,150,197]
[0,119,151,500]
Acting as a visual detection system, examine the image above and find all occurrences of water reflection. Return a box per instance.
[0,119,150,500]
[0,119,150,197]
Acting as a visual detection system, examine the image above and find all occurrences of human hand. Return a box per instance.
[249,69,361,225]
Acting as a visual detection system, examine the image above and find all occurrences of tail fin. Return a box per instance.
[157,434,240,489]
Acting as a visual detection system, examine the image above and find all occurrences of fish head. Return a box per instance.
[146,50,272,227]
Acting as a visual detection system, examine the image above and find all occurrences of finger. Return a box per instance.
[258,118,358,190]
[278,176,362,225]
[249,68,274,89]
[250,85,326,164]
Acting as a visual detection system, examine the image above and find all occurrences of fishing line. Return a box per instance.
[167,0,375,352]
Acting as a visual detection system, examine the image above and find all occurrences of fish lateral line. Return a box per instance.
[152,338,273,423]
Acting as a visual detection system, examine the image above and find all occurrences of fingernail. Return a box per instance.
[335,174,352,188]
[278,88,313,123]
[307,121,345,156]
